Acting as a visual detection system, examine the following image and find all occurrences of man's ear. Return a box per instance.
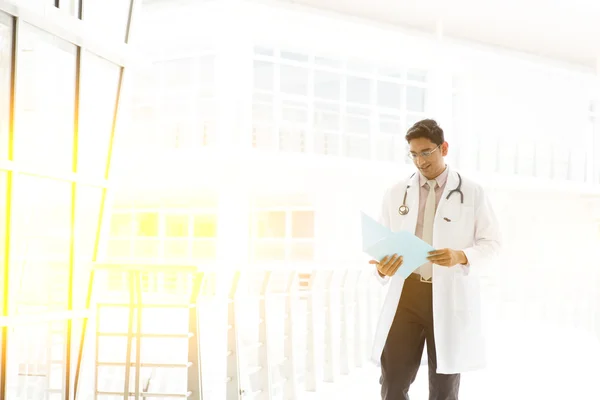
[441,141,449,156]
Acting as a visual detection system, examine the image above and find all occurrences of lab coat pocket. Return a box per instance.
[452,274,478,312]
[438,205,475,249]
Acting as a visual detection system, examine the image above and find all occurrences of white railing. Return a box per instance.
[75,263,384,400]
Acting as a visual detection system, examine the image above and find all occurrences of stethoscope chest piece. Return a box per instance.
[398,205,409,215]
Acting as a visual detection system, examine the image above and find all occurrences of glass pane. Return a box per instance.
[377,81,401,109]
[281,102,308,123]
[135,213,158,237]
[406,86,426,112]
[166,215,189,237]
[133,239,159,258]
[109,213,132,237]
[10,175,71,314]
[78,51,121,178]
[314,103,340,131]
[253,242,285,261]
[0,13,12,160]
[345,108,370,135]
[254,61,274,91]
[106,239,131,258]
[314,71,341,100]
[280,65,308,96]
[15,24,76,171]
[290,243,314,261]
[192,240,216,259]
[5,321,66,399]
[280,102,307,152]
[291,211,314,238]
[379,114,402,135]
[193,214,217,238]
[164,239,189,258]
[256,212,286,238]
[0,172,6,313]
[160,58,195,91]
[73,185,103,309]
[347,77,371,104]
[83,0,131,42]
[253,93,274,125]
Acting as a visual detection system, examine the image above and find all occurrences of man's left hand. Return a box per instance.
[427,248,468,267]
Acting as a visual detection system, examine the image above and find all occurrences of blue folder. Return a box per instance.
[361,212,434,279]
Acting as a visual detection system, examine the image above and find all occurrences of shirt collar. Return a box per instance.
[419,165,449,188]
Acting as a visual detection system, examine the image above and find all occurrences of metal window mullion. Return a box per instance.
[0,160,110,187]
[92,63,124,261]
[1,14,18,400]
[64,41,82,400]
[0,2,129,68]
[124,0,141,45]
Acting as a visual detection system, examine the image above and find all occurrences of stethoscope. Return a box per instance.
[398,172,463,215]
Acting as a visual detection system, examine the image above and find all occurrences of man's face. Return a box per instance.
[408,137,448,179]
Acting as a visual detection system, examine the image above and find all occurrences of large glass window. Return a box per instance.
[0,12,11,161]
[314,101,341,156]
[106,210,217,261]
[129,55,217,149]
[15,24,76,172]
[314,71,341,100]
[78,52,121,178]
[251,210,315,262]
[251,48,430,161]
[377,81,402,109]
[280,65,308,96]
[10,175,72,314]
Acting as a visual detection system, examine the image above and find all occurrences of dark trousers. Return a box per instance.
[380,275,460,400]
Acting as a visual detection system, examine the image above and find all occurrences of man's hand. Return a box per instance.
[369,254,403,277]
[427,248,468,267]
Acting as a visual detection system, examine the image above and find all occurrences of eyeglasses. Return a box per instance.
[407,145,441,160]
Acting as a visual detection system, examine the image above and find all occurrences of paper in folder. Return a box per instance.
[361,212,435,279]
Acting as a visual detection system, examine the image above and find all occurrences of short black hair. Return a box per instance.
[405,119,444,146]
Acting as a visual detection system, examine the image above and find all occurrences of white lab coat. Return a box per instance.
[370,167,501,374]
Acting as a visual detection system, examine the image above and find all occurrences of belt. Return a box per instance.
[407,273,432,284]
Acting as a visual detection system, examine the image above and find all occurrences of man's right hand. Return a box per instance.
[369,254,403,278]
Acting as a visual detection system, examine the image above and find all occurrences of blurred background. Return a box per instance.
[1,0,600,399]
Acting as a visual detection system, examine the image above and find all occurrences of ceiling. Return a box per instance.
[276,0,600,70]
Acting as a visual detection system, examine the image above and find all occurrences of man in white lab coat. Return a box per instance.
[369,119,501,399]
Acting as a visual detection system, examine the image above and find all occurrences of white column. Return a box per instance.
[213,11,254,149]
[430,19,455,162]
[594,57,600,184]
